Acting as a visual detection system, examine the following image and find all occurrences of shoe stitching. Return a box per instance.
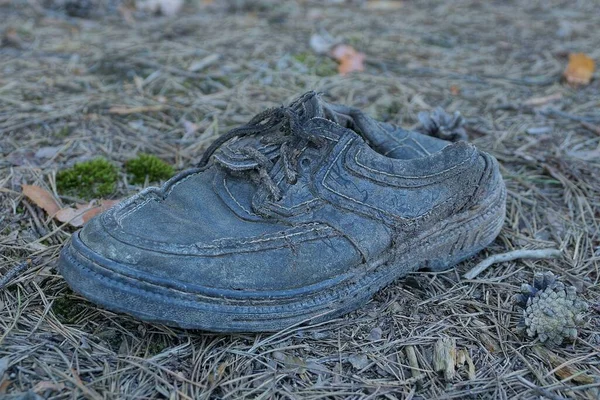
[165,171,200,196]
[212,223,328,245]
[263,172,318,211]
[223,176,259,217]
[116,197,155,228]
[410,136,432,156]
[63,187,505,323]
[105,215,340,254]
[383,144,412,157]
[319,137,459,222]
[352,146,471,179]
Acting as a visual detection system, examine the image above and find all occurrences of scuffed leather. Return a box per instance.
[79,92,491,292]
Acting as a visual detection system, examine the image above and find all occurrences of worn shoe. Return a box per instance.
[59,92,505,332]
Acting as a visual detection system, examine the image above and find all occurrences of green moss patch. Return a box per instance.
[126,153,174,185]
[293,52,338,77]
[52,290,89,324]
[57,158,118,200]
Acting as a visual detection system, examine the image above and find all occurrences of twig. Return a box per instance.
[0,259,33,290]
[463,249,562,280]
[108,105,166,115]
[404,345,422,381]
[540,108,600,123]
[522,93,562,107]
[581,122,600,136]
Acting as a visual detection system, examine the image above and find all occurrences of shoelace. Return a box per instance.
[197,105,326,200]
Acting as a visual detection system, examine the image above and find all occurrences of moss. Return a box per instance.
[57,158,118,200]
[55,126,71,138]
[293,52,337,77]
[146,339,169,356]
[126,153,174,185]
[52,290,88,324]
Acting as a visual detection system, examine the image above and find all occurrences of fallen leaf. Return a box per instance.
[55,200,121,227]
[81,200,120,223]
[563,53,595,85]
[22,185,61,216]
[55,207,87,227]
[330,44,365,75]
[0,378,10,394]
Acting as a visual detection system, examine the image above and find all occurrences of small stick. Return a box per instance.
[581,122,600,136]
[404,345,422,381]
[463,249,562,280]
[0,259,33,290]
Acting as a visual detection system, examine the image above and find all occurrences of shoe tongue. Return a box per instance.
[289,91,358,129]
[289,91,326,122]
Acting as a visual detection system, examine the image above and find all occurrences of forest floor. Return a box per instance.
[1,0,599,398]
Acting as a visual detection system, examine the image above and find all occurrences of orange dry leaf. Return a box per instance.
[22,184,120,227]
[563,53,595,85]
[22,185,61,216]
[55,200,121,227]
[330,44,366,76]
[82,200,120,223]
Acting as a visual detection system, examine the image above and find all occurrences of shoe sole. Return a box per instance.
[59,173,505,332]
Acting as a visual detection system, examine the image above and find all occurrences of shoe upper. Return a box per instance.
[79,92,495,293]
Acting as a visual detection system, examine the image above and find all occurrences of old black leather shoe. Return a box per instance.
[59,92,506,332]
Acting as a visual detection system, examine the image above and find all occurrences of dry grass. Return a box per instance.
[1,0,599,398]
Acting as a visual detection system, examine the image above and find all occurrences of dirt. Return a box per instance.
[1,0,599,398]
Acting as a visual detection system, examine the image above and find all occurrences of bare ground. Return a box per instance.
[1,0,599,398]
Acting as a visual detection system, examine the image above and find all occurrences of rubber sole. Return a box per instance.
[59,183,505,332]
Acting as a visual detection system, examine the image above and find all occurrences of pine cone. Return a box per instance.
[417,107,467,142]
[514,272,587,345]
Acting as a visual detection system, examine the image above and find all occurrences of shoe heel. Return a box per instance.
[419,186,506,272]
